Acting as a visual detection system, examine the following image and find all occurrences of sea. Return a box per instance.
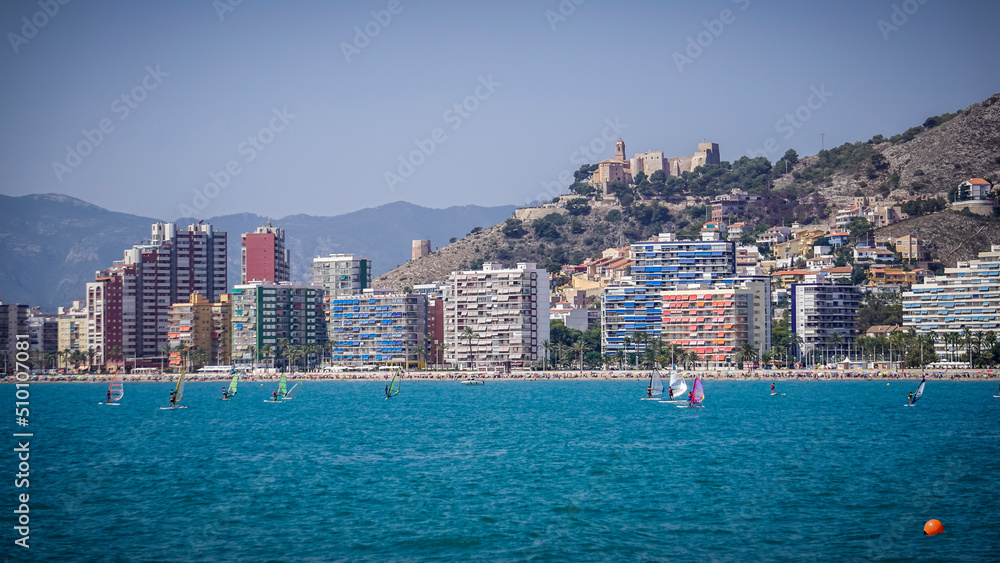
[10,379,1000,562]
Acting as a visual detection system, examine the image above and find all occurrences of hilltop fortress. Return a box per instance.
[589,139,720,193]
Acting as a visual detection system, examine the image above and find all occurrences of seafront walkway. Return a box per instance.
[8,368,999,383]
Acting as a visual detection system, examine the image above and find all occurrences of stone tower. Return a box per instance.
[615,139,626,162]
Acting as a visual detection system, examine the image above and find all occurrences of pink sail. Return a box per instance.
[691,376,705,405]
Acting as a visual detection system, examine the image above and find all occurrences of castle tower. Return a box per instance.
[615,139,626,162]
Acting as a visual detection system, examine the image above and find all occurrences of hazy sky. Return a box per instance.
[2,0,998,221]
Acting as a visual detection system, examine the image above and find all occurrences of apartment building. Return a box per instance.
[902,245,1000,353]
[230,282,325,367]
[791,277,861,357]
[242,222,290,284]
[444,262,549,369]
[327,289,427,369]
[167,293,232,368]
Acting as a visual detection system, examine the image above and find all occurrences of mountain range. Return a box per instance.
[0,194,515,311]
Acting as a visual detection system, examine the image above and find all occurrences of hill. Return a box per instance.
[876,210,1000,268]
[0,194,514,311]
[377,92,1000,288]
[774,93,1000,214]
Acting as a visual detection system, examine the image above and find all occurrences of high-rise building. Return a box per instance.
[411,240,431,261]
[242,223,290,284]
[312,253,372,328]
[601,234,739,357]
[86,222,227,366]
[27,307,59,369]
[327,289,427,369]
[230,281,325,367]
[0,302,29,371]
[167,293,232,368]
[791,276,861,359]
[660,277,771,367]
[57,301,87,370]
[903,245,1000,354]
[414,283,447,366]
[601,281,661,356]
[630,233,736,287]
[444,262,550,369]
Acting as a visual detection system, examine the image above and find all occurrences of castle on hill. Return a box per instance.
[589,139,720,194]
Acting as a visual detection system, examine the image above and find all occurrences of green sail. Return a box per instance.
[277,374,287,398]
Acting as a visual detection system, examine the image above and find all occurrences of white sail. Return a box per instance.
[650,370,665,396]
[283,382,300,400]
[912,378,926,403]
[669,371,688,398]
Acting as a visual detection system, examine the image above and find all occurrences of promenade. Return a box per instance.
[8,368,999,383]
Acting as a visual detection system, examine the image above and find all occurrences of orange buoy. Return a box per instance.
[924,519,943,536]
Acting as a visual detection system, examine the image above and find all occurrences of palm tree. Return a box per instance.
[160,343,173,372]
[86,347,97,373]
[461,327,476,369]
[260,344,273,370]
[736,342,759,368]
[623,336,633,368]
[787,333,803,366]
[415,344,427,369]
[572,341,584,370]
[436,341,448,368]
[109,345,124,369]
[541,340,551,371]
[961,327,974,367]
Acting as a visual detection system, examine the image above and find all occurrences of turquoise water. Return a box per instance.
[13,380,1000,561]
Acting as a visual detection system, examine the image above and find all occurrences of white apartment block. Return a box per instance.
[903,245,1000,353]
[791,278,861,356]
[444,262,550,369]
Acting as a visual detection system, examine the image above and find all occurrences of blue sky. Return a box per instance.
[1,0,997,220]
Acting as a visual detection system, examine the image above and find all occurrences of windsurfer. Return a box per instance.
[668,387,674,400]
[222,387,228,399]
[908,391,914,405]
[169,389,176,407]
[385,385,390,399]
[771,382,775,394]
[272,390,278,402]
[647,386,652,398]
[106,390,111,404]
